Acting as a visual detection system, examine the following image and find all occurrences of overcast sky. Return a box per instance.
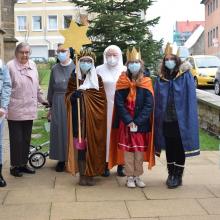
[146,0,205,44]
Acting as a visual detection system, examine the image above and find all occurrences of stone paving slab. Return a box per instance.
[126,199,207,218]
[143,185,214,199]
[0,190,8,204]
[186,165,220,175]
[0,203,50,220]
[50,201,129,220]
[183,173,220,185]
[160,215,220,220]
[0,170,56,190]
[198,198,220,214]
[76,186,146,201]
[4,188,76,205]
[206,184,220,197]
[106,218,159,220]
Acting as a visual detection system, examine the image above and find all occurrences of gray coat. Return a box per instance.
[47,61,75,161]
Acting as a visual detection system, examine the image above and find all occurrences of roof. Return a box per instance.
[176,21,205,33]
[184,25,204,49]
[0,28,6,34]
[200,0,207,4]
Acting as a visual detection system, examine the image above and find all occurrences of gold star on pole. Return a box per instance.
[59,20,92,54]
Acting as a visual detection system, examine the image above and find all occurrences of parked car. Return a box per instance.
[214,67,220,95]
[186,55,220,87]
[30,57,47,63]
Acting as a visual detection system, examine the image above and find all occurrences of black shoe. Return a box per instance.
[0,175,6,187]
[0,164,6,187]
[19,165,36,174]
[10,167,23,177]
[102,168,110,177]
[117,165,125,177]
[102,162,110,177]
[167,166,184,189]
[166,163,174,187]
[55,161,65,172]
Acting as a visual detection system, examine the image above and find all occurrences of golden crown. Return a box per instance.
[126,47,141,61]
[164,42,173,56]
[78,48,96,62]
[176,47,180,57]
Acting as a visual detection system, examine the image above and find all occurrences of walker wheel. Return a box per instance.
[29,152,46,169]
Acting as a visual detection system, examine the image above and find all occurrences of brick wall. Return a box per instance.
[0,0,17,62]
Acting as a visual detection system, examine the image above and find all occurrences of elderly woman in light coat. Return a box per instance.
[7,42,47,177]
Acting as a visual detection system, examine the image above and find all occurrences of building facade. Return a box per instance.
[15,0,91,59]
[0,0,17,62]
[173,21,205,46]
[201,0,220,57]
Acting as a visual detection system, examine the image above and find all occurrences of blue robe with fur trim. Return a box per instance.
[154,70,200,157]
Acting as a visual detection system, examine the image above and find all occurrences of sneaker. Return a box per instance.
[134,176,146,188]
[126,176,136,188]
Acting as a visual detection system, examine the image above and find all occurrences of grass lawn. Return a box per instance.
[38,67,50,91]
[199,129,220,150]
[31,109,50,152]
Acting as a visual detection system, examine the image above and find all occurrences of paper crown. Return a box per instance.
[176,47,180,57]
[126,47,141,61]
[78,48,96,62]
[164,42,173,56]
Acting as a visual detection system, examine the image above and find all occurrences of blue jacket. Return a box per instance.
[113,87,153,132]
[154,70,200,157]
[0,63,11,110]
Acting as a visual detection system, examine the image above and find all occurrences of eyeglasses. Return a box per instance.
[18,51,30,55]
[57,50,68,53]
[80,59,92,63]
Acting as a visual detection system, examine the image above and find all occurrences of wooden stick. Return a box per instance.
[75,54,82,143]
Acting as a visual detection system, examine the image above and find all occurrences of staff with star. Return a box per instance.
[60,21,92,145]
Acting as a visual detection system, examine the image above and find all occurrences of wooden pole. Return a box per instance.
[75,54,81,143]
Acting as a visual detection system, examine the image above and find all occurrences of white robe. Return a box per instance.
[96,50,126,161]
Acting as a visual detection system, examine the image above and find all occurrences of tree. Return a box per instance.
[72,0,163,69]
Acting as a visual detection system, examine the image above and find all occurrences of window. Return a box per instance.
[17,0,27,3]
[213,0,216,11]
[216,26,219,38]
[213,28,216,39]
[211,30,213,46]
[32,16,42,31]
[208,4,210,15]
[17,16,27,31]
[48,15,58,30]
[63,15,72,29]
[208,32,210,47]
[217,0,218,8]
